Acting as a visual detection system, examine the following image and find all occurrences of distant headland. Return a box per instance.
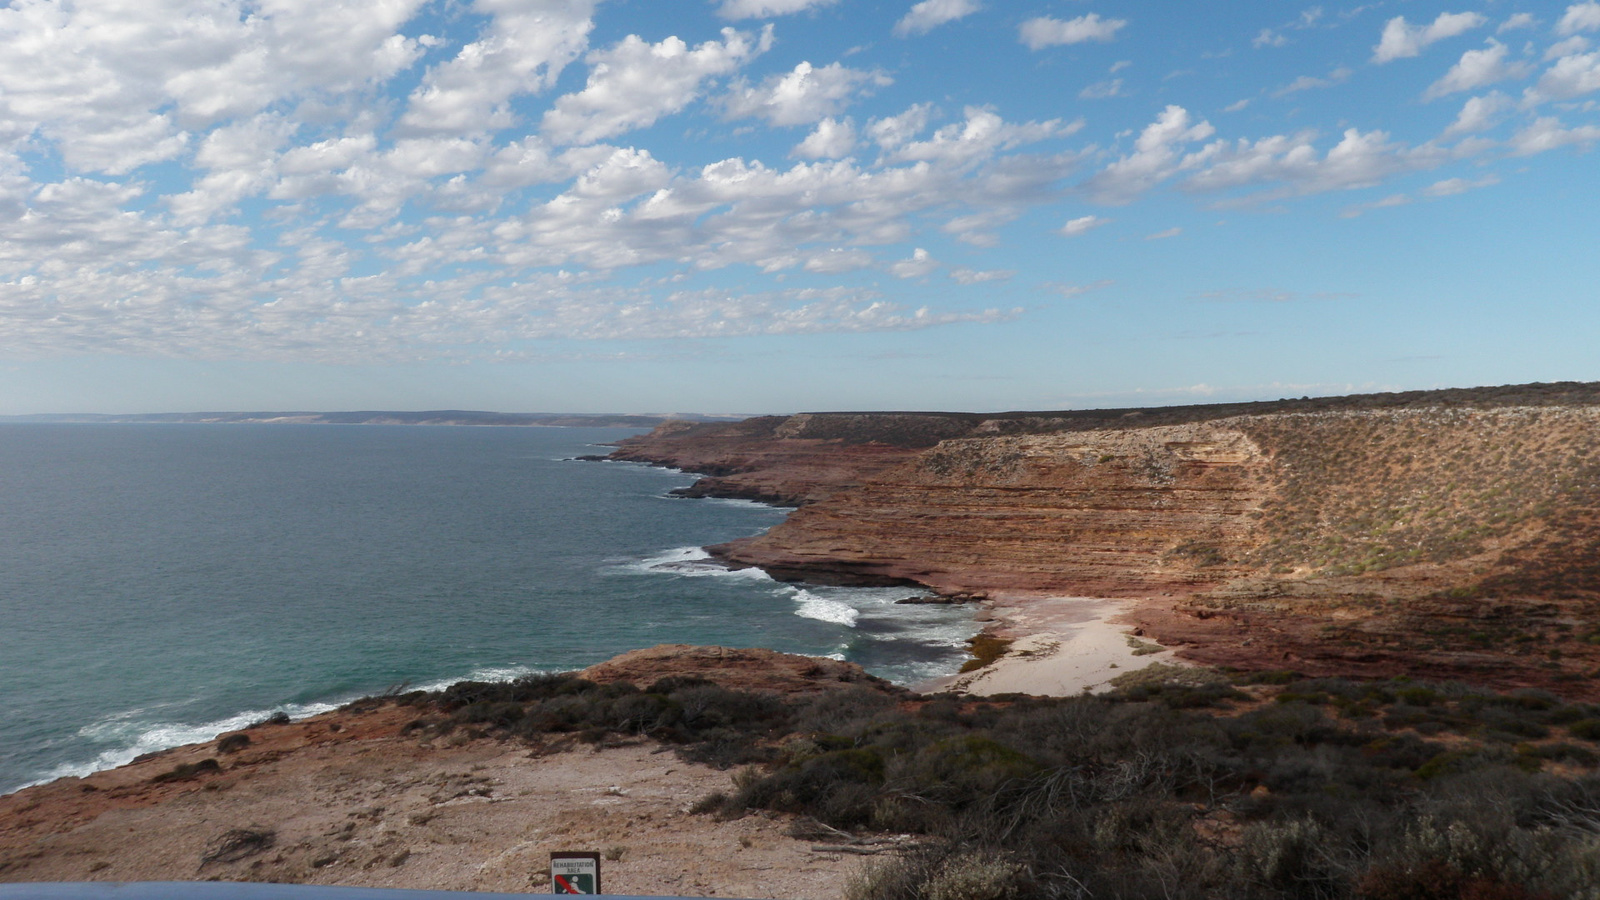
[0,410,744,428]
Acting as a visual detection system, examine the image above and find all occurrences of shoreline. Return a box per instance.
[918,594,1185,696]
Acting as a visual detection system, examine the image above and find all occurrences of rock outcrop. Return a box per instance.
[578,644,902,695]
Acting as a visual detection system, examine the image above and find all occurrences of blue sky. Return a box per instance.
[0,0,1596,415]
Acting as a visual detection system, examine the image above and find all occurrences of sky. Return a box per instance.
[0,0,1597,415]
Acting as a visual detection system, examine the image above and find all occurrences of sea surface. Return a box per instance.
[0,424,977,794]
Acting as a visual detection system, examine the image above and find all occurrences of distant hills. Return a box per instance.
[0,410,744,428]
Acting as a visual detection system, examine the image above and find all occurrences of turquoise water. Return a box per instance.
[0,424,977,794]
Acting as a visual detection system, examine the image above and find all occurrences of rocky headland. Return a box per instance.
[610,382,1600,697]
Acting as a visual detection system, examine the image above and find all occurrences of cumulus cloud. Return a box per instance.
[793,117,858,158]
[723,60,890,126]
[1508,115,1600,154]
[1442,92,1512,136]
[882,106,1076,168]
[0,0,429,173]
[889,247,939,278]
[1372,12,1487,64]
[1499,13,1538,33]
[1424,174,1499,196]
[1546,36,1592,60]
[1424,41,1531,100]
[949,267,1013,284]
[894,0,981,37]
[398,0,594,136]
[1522,50,1600,105]
[1082,105,1215,205]
[866,104,934,150]
[543,27,770,145]
[1254,29,1289,49]
[1019,14,1127,50]
[1058,215,1110,236]
[1559,3,1600,35]
[1273,66,1352,97]
[1183,127,1449,202]
[716,0,838,20]
[1080,79,1126,99]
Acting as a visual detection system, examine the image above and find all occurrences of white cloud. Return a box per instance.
[0,0,429,174]
[1499,13,1537,33]
[1423,174,1499,196]
[1442,91,1512,136]
[1254,29,1288,49]
[1046,279,1114,298]
[1559,3,1600,35]
[1080,79,1126,99]
[939,209,1018,247]
[884,106,1075,168]
[398,0,595,136]
[543,27,770,145]
[804,247,876,273]
[889,247,939,278]
[1424,41,1531,100]
[1523,50,1600,105]
[1083,105,1215,204]
[867,104,934,150]
[168,114,299,224]
[1372,12,1488,64]
[1145,226,1182,240]
[894,0,981,38]
[1547,36,1592,60]
[1019,14,1127,50]
[716,0,838,20]
[1338,193,1411,217]
[1273,66,1352,96]
[723,60,889,127]
[1183,127,1449,201]
[1058,215,1110,236]
[793,117,858,158]
[1224,98,1252,113]
[949,267,1013,284]
[1508,115,1600,154]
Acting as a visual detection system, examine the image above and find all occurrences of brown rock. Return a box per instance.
[578,645,901,696]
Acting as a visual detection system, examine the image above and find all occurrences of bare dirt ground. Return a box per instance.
[0,703,872,899]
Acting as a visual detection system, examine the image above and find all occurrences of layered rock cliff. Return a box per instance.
[609,383,1600,694]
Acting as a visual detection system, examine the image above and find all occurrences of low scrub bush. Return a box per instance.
[372,666,1600,899]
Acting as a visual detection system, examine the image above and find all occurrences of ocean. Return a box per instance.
[0,424,977,794]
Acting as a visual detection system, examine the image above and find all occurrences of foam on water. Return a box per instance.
[9,662,560,794]
[411,664,550,694]
[790,588,861,626]
[607,546,775,581]
[19,699,343,791]
[697,497,796,511]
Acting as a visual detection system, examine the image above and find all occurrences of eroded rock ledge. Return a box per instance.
[608,383,1600,696]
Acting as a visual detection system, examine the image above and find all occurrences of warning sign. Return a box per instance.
[551,851,601,895]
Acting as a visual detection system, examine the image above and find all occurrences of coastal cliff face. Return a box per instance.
[612,385,1600,694]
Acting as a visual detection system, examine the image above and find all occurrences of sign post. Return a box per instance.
[550,851,601,895]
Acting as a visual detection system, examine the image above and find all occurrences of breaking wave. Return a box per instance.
[607,546,775,581]
[790,588,861,626]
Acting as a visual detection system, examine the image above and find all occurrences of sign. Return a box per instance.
[551,851,601,895]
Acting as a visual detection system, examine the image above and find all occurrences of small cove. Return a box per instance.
[0,423,978,793]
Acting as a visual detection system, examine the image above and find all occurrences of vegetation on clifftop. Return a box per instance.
[384,668,1600,900]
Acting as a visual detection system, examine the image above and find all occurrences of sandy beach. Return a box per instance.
[921,596,1184,696]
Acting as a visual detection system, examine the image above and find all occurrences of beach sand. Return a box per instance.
[922,596,1183,696]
